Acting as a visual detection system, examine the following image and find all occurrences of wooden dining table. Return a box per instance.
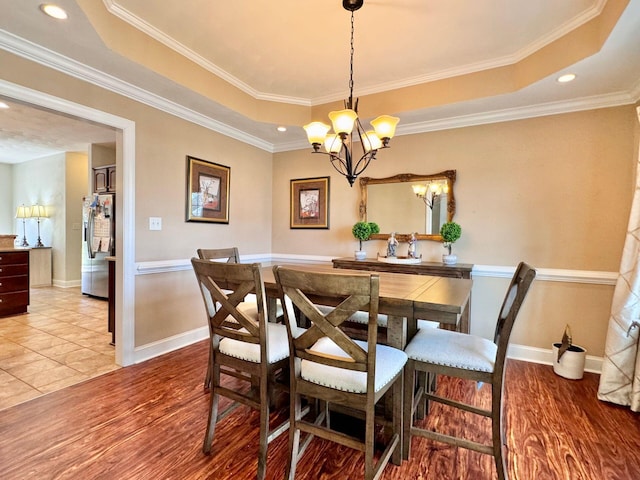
[260,262,472,350]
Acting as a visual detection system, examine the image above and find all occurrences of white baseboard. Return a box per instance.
[133,326,209,364]
[508,343,602,374]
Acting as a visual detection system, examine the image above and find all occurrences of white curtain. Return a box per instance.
[598,106,640,411]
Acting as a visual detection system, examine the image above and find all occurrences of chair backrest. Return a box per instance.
[192,258,268,349]
[197,247,240,263]
[493,262,536,376]
[273,266,380,391]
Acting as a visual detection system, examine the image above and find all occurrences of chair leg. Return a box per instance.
[402,360,415,461]
[257,388,269,480]
[492,385,507,480]
[391,371,403,466]
[286,393,302,480]
[202,387,219,454]
[364,399,376,480]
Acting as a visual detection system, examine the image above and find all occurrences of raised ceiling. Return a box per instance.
[0,0,639,163]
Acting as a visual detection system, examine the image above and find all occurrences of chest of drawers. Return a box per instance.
[0,250,30,317]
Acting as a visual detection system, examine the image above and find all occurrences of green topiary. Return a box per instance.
[440,221,462,255]
[352,221,372,251]
[368,222,380,236]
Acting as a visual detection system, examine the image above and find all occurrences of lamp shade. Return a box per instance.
[362,131,383,152]
[15,205,31,219]
[371,115,400,139]
[303,121,331,145]
[329,109,358,135]
[324,134,343,153]
[31,204,48,218]
[412,184,427,196]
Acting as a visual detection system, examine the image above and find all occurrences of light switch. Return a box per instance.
[149,217,162,231]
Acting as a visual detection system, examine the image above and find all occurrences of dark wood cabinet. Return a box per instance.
[0,250,30,317]
[94,165,116,193]
[332,257,473,333]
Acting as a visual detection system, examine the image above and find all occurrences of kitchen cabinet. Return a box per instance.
[29,247,52,287]
[0,250,30,317]
[94,165,116,193]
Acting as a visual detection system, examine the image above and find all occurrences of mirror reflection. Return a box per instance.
[359,171,456,242]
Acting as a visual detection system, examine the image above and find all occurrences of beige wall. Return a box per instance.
[64,152,89,284]
[2,48,638,359]
[273,107,638,356]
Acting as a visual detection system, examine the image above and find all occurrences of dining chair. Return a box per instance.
[197,247,283,389]
[273,266,407,480]
[402,261,536,480]
[191,258,290,480]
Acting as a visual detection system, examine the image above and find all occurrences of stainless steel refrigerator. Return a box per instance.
[81,193,115,299]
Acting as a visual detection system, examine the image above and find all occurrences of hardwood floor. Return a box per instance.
[0,339,638,479]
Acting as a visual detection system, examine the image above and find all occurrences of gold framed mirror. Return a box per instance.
[359,170,456,242]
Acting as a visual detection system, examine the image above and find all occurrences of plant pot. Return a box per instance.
[552,343,586,380]
[354,250,367,260]
[442,253,457,265]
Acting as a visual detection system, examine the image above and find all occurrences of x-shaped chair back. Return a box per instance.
[192,258,266,348]
[274,266,380,388]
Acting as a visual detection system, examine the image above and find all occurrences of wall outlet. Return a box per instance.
[149,217,162,231]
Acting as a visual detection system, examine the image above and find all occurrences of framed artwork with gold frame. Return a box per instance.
[186,156,230,223]
[290,176,330,229]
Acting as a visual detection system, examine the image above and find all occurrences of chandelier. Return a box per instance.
[303,0,399,187]
[412,181,449,210]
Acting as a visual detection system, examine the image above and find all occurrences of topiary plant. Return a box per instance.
[440,221,462,255]
[352,221,372,251]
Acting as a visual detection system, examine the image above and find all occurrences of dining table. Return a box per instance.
[259,262,472,350]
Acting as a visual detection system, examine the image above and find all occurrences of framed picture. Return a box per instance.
[186,156,230,223]
[290,176,330,229]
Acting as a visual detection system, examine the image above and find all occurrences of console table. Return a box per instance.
[332,257,473,333]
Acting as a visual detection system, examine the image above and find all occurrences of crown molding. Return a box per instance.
[1,26,636,156]
[0,29,276,153]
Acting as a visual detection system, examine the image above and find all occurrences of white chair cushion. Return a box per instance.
[219,322,290,364]
[317,305,388,327]
[404,327,497,373]
[417,319,440,329]
[301,337,407,394]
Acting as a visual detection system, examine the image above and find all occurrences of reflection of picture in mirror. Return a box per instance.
[299,189,320,219]
[199,174,221,211]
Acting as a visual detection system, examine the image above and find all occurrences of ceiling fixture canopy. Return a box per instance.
[303,0,399,187]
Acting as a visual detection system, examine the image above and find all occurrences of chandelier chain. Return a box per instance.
[348,10,355,109]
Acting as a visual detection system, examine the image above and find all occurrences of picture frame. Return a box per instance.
[186,156,230,223]
[290,176,330,229]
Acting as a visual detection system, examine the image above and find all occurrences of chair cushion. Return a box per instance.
[219,322,290,364]
[317,305,388,327]
[404,327,497,373]
[417,319,439,329]
[301,337,407,394]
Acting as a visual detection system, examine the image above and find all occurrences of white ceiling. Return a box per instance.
[1,0,639,164]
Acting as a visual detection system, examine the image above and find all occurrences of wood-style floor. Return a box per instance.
[0,340,638,480]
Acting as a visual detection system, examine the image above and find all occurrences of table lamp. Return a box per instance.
[30,204,48,248]
[15,205,31,247]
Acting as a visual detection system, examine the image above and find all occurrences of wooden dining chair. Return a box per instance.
[402,261,536,480]
[273,266,407,480]
[197,247,283,389]
[191,258,290,480]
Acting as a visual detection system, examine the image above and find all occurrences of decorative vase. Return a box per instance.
[355,250,367,260]
[442,253,457,265]
[552,343,586,380]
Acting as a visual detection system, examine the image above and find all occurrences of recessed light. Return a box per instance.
[277,126,287,132]
[0,102,9,109]
[40,4,68,20]
[557,73,576,83]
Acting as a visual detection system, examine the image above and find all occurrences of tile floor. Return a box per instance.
[0,286,119,410]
